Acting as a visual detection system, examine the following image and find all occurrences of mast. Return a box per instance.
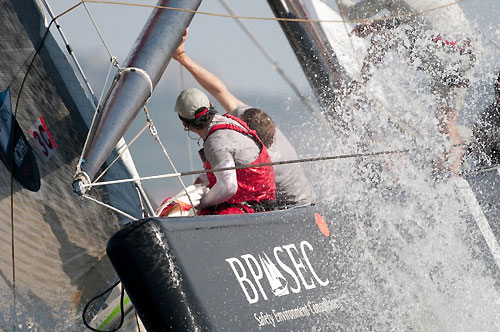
[74,0,202,194]
[265,0,353,121]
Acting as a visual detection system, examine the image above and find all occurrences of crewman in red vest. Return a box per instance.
[174,87,275,215]
[173,28,315,208]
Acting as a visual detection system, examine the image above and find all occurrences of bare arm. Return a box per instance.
[173,29,243,113]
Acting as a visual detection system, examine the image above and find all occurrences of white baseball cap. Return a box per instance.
[175,88,210,120]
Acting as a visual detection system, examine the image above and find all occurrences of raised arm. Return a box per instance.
[173,29,243,113]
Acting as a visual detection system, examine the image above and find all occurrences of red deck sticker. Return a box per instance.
[31,116,58,160]
[314,212,330,237]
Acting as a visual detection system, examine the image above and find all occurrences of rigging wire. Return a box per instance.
[93,123,149,184]
[40,0,100,106]
[69,0,196,215]
[179,63,196,183]
[82,1,116,61]
[142,106,197,214]
[72,63,158,217]
[86,104,199,216]
[80,143,476,188]
[80,150,500,198]
[79,0,467,25]
[83,194,138,222]
[51,0,180,217]
[64,3,158,217]
[76,58,117,173]
[74,0,121,172]
[77,66,153,176]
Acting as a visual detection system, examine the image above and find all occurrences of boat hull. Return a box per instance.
[107,206,338,331]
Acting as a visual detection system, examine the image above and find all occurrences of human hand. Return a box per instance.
[156,184,209,217]
[173,27,189,61]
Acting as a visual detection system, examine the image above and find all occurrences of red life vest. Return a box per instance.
[199,114,275,209]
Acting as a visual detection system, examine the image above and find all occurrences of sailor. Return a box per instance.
[173,29,315,208]
[338,0,476,173]
[175,87,275,215]
[471,72,500,165]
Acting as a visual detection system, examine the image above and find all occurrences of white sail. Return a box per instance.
[304,0,367,80]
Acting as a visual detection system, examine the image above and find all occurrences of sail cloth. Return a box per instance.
[79,0,202,184]
[301,0,368,81]
[0,0,141,330]
[266,0,353,115]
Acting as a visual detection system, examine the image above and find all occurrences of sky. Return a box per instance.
[42,0,500,203]
[43,0,500,93]
[44,0,314,94]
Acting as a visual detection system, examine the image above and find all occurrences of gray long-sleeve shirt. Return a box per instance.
[233,105,315,206]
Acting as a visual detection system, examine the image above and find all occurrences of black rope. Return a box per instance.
[7,51,36,89]
[134,310,142,331]
[10,166,16,332]
[9,13,54,332]
[82,280,125,332]
[8,5,84,331]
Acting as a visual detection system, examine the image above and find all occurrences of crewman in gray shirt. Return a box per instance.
[173,29,315,207]
[174,88,276,215]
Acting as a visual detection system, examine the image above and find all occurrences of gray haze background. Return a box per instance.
[43,0,500,204]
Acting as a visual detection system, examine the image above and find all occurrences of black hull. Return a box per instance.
[107,206,339,331]
[107,169,500,331]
